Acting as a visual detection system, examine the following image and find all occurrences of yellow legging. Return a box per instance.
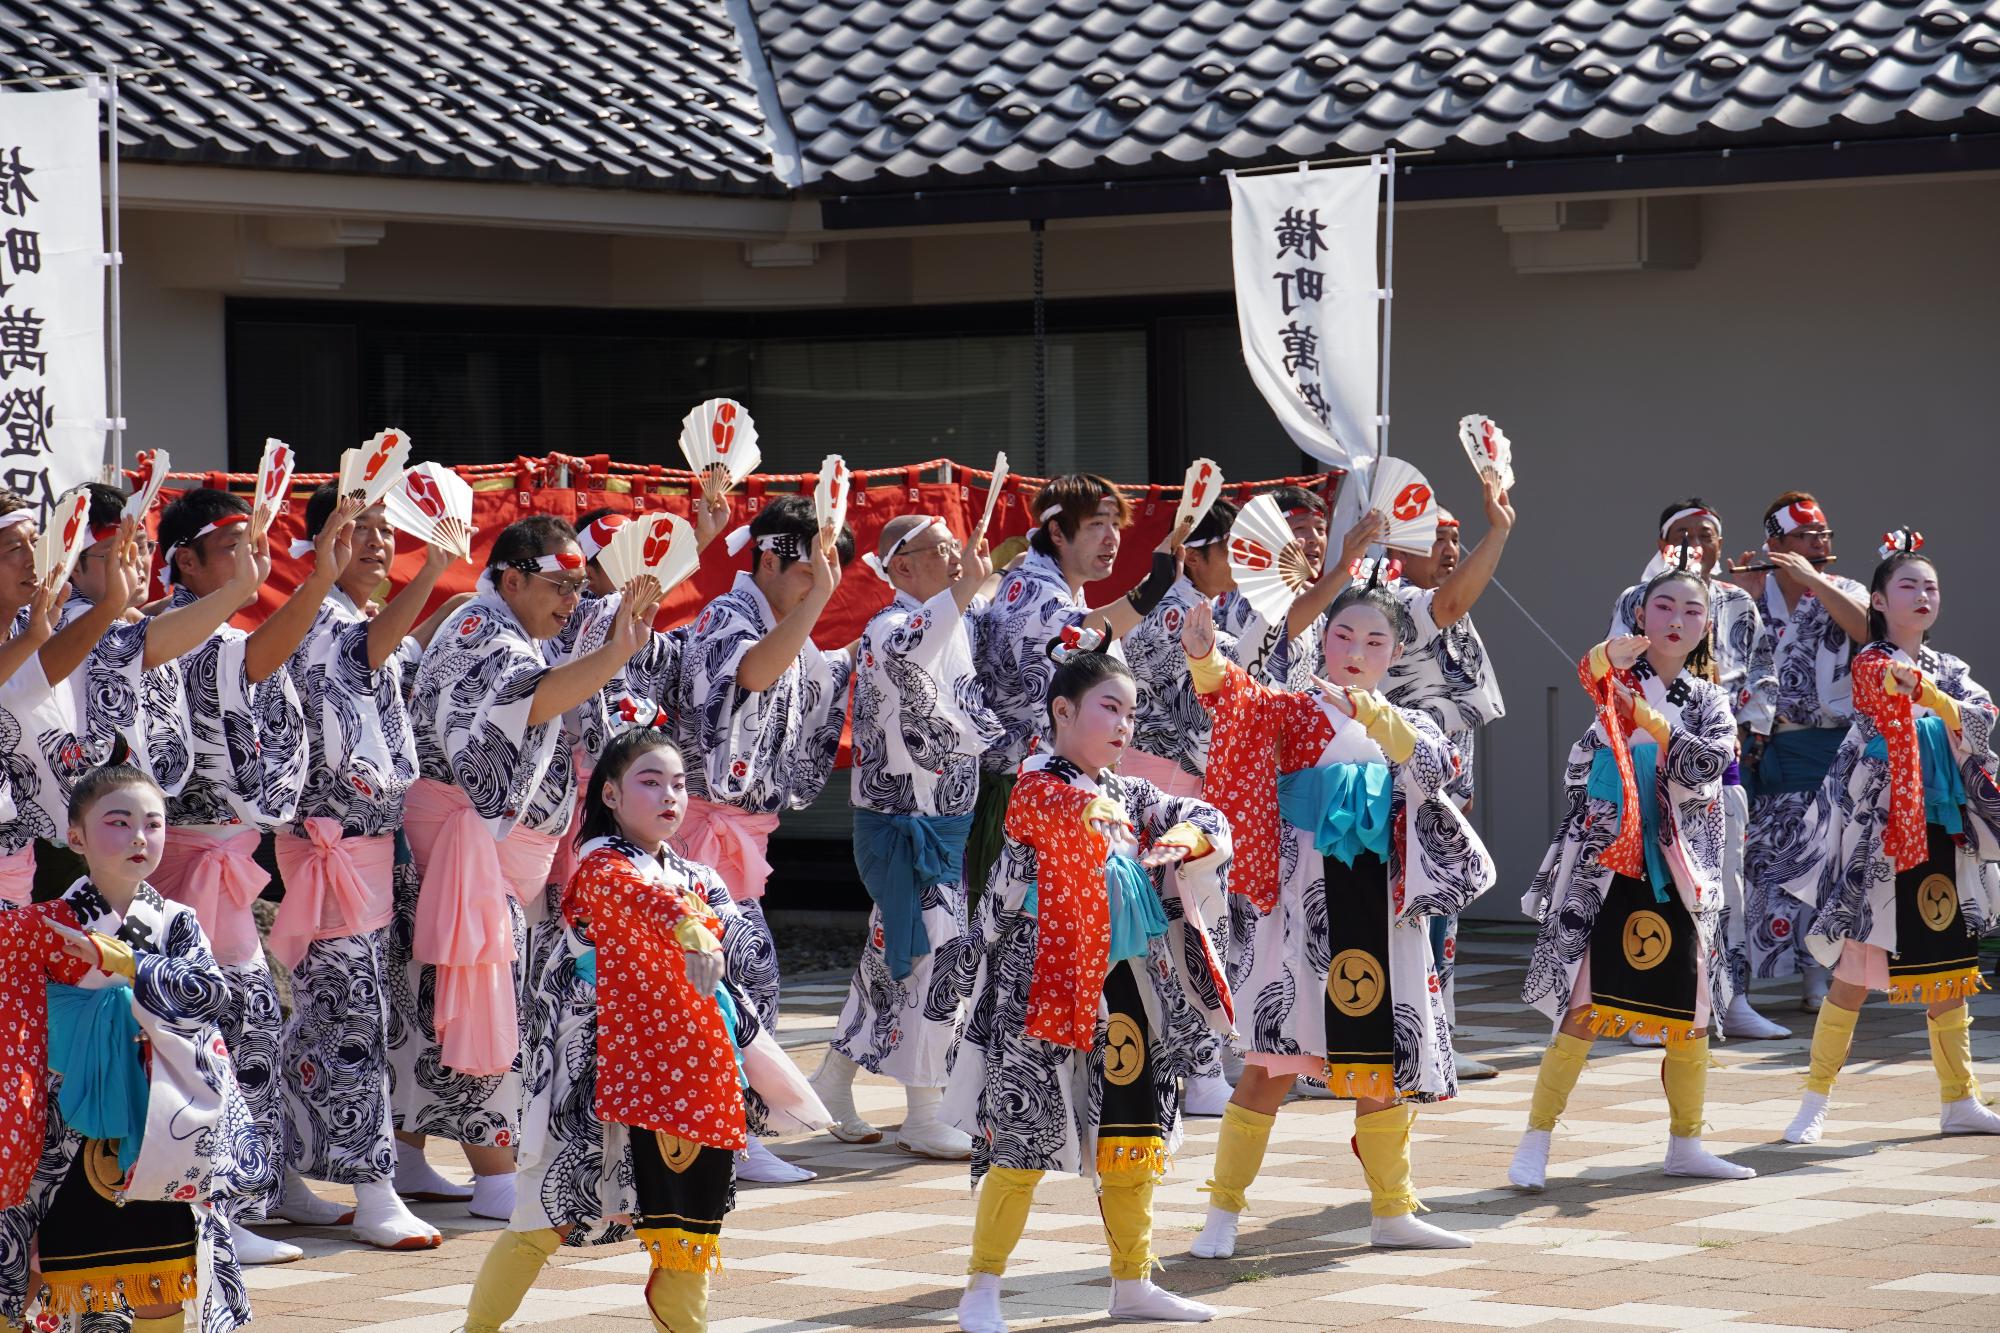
[1929,1004,1980,1103]
[1526,1032,1591,1132]
[967,1166,1157,1280]
[645,1268,709,1333]
[1662,1036,1711,1139]
[1804,1002,1860,1096]
[1204,1102,1276,1215]
[131,1315,186,1333]
[1353,1103,1420,1218]
[465,1227,562,1333]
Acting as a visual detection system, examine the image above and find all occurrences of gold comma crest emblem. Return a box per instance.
[1623,910,1672,971]
[657,1131,701,1174]
[1328,949,1385,1018]
[83,1139,125,1202]
[1918,874,1958,932]
[1105,1013,1146,1086]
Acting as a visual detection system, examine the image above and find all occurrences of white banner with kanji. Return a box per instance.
[1228,163,1380,494]
[0,88,104,518]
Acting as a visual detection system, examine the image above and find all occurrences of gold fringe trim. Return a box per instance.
[1581,1005,1698,1048]
[1887,968,1988,1006]
[637,1226,724,1275]
[1321,1062,1412,1102]
[1096,1135,1169,1181]
[40,1258,196,1315]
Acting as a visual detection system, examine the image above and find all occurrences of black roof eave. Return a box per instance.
[815,126,2000,230]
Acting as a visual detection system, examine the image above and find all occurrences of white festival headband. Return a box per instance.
[862,517,946,579]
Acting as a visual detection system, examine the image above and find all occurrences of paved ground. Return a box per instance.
[239,929,2000,1332]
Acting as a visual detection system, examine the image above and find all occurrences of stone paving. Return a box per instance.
[237,930,2000,1332]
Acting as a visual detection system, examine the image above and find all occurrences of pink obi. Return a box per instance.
[671,796,780,903]
[0,845,33,908]
[153,826,268,967]
[268,822,396,969]
[403,778,559,1077]
[1117,748,1205,799]
[546,762,592,898]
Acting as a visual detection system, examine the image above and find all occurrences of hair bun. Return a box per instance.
[1046,623,1107,664]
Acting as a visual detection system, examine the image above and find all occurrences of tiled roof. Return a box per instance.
[751,0,2000,189]
[1,0,785,195]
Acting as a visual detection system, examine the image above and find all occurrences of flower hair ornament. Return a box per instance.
[1878,527,1924,560]
[1046,623,1108,664]
[1347,555,1402,587]
[615,698,670,729]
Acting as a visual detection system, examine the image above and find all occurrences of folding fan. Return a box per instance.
[382,461,475,560]
[1174,457,1223,535]
[679,398,762,486]
[1457,414,1514,492]
[599,511,699,598]
[972,451,1009,544]
[252,438,295,537]
[122,447,169,524]
[1367,456,1440,555]
[339,428,412,507]
[35,487,92,587]
[813,453,851,538]
[1227,493,1312,626]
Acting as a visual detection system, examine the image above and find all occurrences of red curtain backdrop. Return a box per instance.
[150,457,1342,648]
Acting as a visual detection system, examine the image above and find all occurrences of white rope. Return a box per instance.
[1490,576,1575,668]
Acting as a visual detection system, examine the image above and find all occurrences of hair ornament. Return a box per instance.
[1047,623,1107,664]
[615,698,670,729]
[1348,555,1401,587]
[1878,527,1924,560]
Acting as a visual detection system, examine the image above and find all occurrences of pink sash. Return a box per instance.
[546,762,592,898]
[0,845,33,908]
[403,778,559,1076]
[268,822,395,969]
[153,826,268,966]
[671,796,780,903]
[1118,748,1205,799]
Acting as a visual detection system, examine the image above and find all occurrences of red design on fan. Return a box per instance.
[1192,463,1214,505]
[642,518,673,565]
[363,434,398,480]
[1392,483,1432,522]
[60,499,82,548]
[406,470,445,518]
[712,401,737,453]
[1481,422,1501,460]
[1230,537,1275,571]
[263,445,291,501]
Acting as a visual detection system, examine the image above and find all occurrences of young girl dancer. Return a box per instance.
[1180,575,1495,1259]
[946,631,1236,1333]
[463,728,747,1333]
[1779,534,2000,1143]
[1511,567,1755,1189]
[0,764,259,1333]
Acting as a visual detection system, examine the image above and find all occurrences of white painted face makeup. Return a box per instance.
[1053,673,1137,773]
[602,745,690,851]
[1873,559,1940,644]
[67,783,168,892]
[1323,602,1400,692]
[1641,576,1710,663]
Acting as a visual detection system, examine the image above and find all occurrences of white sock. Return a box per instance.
[1507,1128,1551,1191]
[352,1176,441,1249]
[1724,994,1791,1040]
[1108,1276,1215,1322]
[394,1139,474,1201]
[272,1171,352,1226]
[1782,1091,1829,1145]
[467,1170,517,1221]
[1940,1096,2000,1135]
[903,1084,942,1133]
[1663,1135,1756,1179]
[958,1271,1007,1333]
[1188,1205,1239,1259]
[737,1136,816,1183]
[227,1218,304,1265]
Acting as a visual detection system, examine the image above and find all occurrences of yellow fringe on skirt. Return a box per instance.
[1095,1135,1168,1181]
[1888,968,1989,1007]
[636,1225,724,1275]
[1580,1005,1698,1048]
[1321,1062,1411,1102]
[41,1257,197,1315]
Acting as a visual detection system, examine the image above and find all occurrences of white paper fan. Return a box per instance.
[35,487,92,587]
[122,447,169,523]
[1457,414,1514,491]
[1174,457,1223,536]
[339,428,412,507]
[598,512,698,598]
[813,454,851,537]
[973,451,1009,543]
[1367,456,1440,554]
[679,398,762,486]
[1228,493,1310,626]
[253,438,295,536]
[382,461,474,559]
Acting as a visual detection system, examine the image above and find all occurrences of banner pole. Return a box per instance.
[104,64,125,473]
[1377,147,1395,468]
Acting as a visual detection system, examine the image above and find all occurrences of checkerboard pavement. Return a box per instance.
[236,929,2000,1331]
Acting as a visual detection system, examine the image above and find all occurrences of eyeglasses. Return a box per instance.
[900,539,960,560]
[531,572,589,598]
[1787,527,1835,541]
